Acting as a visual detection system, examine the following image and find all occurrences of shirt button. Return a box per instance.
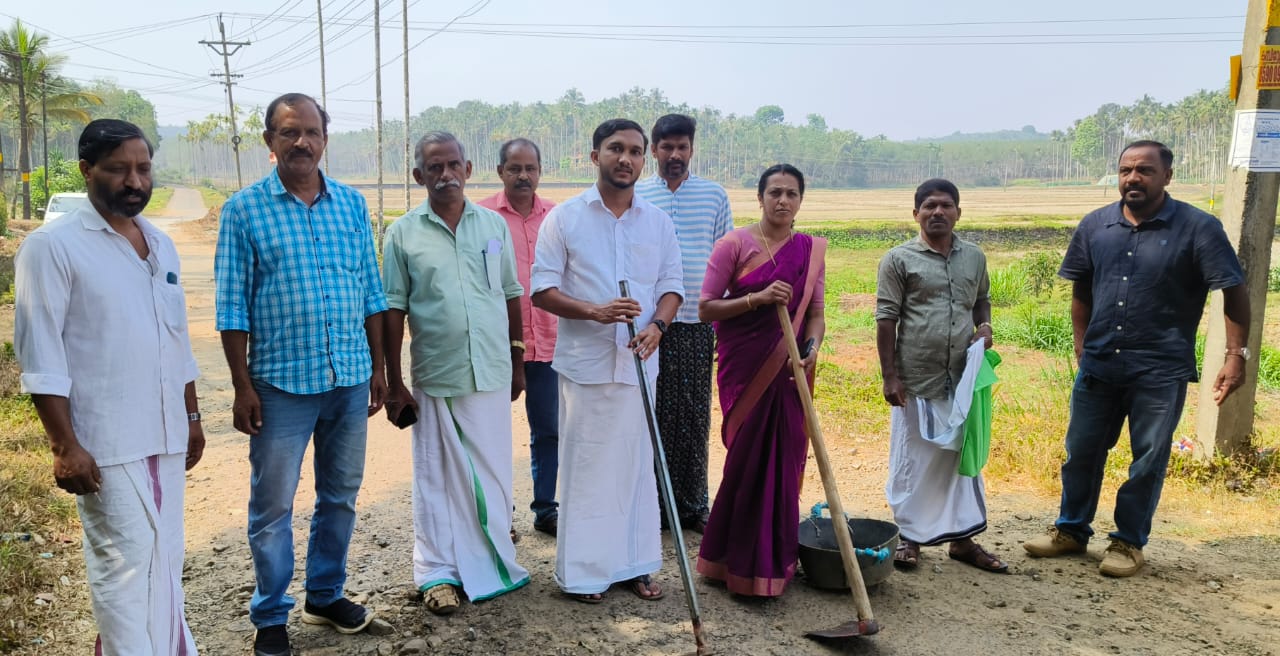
[1115,348,1121,353]
[1117,326,1123,331]
[1118,301,1124,306]
[1127,251,1133,256]
[1122,276,1128,281]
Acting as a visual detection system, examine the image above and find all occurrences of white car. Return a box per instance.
[43,192,89,223]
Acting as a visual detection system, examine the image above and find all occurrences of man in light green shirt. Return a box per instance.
[382,131,529,616]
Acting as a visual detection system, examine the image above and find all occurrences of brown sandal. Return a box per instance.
[894,540,920,569]
[948,540,1009,574]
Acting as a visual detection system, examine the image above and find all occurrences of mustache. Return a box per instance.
[433,179,461,190]
[514,181,532,188]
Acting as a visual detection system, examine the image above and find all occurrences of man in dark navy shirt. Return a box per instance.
[1023,140,1250,578]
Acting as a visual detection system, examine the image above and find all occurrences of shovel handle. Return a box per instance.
[775,303,877,624]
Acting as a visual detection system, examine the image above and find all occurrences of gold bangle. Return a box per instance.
[510,340,526,351]
[746,293,754,309]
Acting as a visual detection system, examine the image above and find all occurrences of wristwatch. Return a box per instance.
[652,319,668,335]
[187,412,202,423]
[1225,347,1251,362]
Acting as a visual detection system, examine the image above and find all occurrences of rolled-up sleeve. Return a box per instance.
[381,225,411,312]
[14,233,74,396]
[214,199,253,332]
[1193,219,1245,291]
[360,199,389,317]
[875,251,904,322]
[655,218,685,302]
[530,207,565,294]
[500,223,524,300]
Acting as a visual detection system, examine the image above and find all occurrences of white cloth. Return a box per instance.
[530,184,684,386]
[410,388,529,600]
[904,341,988,452]
[14,206,199,466]
[555,378,661,594]
[80,453,195,655]
[885,346,990,545]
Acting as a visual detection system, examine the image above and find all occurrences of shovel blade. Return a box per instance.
[804,618,881,640]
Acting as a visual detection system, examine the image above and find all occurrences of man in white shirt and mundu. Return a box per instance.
[531,118,684,602]
[14,119,204,654]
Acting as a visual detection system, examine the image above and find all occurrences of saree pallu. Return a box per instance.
[696,233,826,596]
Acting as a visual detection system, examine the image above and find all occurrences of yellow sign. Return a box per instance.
[21,172,30,182]
[1271,0,1280,27]
[1260,46,1280,89]
[1231,54,1243,101]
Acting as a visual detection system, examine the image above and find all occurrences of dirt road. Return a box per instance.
[28,187,1280,655]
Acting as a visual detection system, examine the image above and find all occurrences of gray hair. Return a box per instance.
[413,131,467,171]
[499,138,542,166]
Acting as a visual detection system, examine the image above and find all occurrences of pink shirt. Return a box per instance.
[478,191,558,362]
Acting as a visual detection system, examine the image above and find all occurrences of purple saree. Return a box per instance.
[695,229,826,596]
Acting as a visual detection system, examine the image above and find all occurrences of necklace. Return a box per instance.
[756,223,792,266]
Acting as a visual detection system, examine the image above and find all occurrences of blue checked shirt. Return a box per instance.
[215,170,388,394]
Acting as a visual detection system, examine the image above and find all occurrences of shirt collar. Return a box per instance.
[416,197,479,229]
[1104,194,1177,227]
[266,166,330,200]
[646,172,696,192]
[493,190,550,216]
[76,203,158,237]
[907,234,965,255]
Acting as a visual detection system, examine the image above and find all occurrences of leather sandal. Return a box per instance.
[948,540,1009,574]
[894,539,920,569]
[423,584,460,615]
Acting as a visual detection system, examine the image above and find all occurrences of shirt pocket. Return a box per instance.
[626,244,659,289]
[158,283,189,332]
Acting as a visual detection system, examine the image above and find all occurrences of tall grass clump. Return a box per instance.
[997,301,1074,356]
[0,342,80,649]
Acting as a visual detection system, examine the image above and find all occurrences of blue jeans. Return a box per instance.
[1055,372,1187,548]
[524,361,559,523]
[247,380,369,628]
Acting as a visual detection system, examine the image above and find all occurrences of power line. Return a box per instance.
[200,14,251,188]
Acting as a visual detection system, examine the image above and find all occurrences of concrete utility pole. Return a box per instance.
[403,0,411,214]
[200,14,250,190]
[317,0,330,173]
[41,72,48,205]
[374,0,385,252]
[1196,0,1279,458]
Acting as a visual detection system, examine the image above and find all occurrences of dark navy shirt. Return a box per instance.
[1059,196,1244,384]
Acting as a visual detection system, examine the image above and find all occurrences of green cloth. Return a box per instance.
[959,348,1001,477]
[382,199,524,397]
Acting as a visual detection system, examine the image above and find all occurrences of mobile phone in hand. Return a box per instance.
[800,337,816,359]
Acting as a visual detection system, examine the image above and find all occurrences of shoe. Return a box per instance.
[1023,527,1087,558]
[253,624,290,656]
[533,515,558,537]
[1099,539,1144,577]
[301,597,374,634]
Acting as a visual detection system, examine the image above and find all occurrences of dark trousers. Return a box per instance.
[655,322,715,523]
[1055,372,1188,548]
[523,360,559,523]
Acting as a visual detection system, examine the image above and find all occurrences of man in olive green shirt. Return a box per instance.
[875,178,1007,575]
[382,131,529,615]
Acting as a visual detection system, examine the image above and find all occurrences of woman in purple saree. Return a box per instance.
[695,164,826,597]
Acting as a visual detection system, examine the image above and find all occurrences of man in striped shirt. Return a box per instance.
[636,114,734,533]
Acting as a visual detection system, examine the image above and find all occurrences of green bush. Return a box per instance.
[988,267,1030,307]
[30,157,87,214]
[1268,266,1280,293]
[998,301,1074,356]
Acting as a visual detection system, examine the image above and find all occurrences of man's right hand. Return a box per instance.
[590,298,642,325]
[384,382,418,427]
[53,443,102,495]
[882,373,907,407]
[232,385,263,436]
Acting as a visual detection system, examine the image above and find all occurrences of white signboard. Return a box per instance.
[1228,109,1280,172]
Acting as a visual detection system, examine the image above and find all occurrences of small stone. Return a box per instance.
[212,544,230,553]
[466,627,478,641]
[378,643,394,656]
[59,576,71,587]
[426,636,443,649]
[400,638,428,654]
[932,564,943,574]
[367,618,394,636]
[1206,580,1222,591]
[984,600,1007,609]
[1023,604,1036,613]
[377,538,391,548]
[31,533,46,546]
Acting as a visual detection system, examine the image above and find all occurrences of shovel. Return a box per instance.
[775,303,881,640]
[619,280,710,656]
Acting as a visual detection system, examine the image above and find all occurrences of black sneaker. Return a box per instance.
[253,624,290,656]
[301,597,374,634]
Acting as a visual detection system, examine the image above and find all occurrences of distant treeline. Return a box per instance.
[12,86,1235,192]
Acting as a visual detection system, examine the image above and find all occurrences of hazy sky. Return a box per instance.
[4,0,1244,140]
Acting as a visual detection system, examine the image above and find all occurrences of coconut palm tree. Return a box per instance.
[0,19,100,225]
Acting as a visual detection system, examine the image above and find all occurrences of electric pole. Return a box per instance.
[41,72,49,205]
[317,0,330,173]
[1196,0,1278,457]
[403,0,411,214]
[374,0,385,252]
[200,14,250,190]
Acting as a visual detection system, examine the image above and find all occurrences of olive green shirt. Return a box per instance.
[875,235,989,401]
[382,199,523,397]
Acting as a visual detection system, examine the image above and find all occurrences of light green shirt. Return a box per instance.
[383,199,523,397]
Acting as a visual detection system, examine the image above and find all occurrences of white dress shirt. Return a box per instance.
[14,205,199,467]
[530,184,684,386]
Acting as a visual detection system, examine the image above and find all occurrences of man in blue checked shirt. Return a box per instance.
[215,92,388,656]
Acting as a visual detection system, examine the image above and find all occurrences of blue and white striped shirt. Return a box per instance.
[215,169,389,395]
[636,173,733,323]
